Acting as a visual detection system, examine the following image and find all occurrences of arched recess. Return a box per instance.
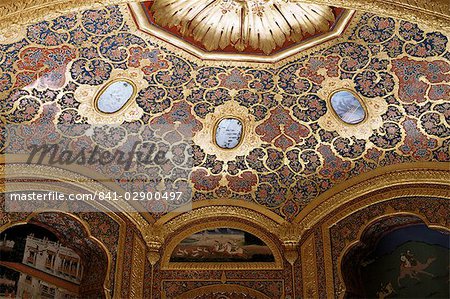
[160,206,284,270]
[322,192,450,298]
[340,214,449,298]
[294,163,450,235]
[0,163,135,298]
[0,211,111,298]
[173,284,272,299]
[293,164,449,298]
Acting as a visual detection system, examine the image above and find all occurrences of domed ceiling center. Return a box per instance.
[135,0,350,59]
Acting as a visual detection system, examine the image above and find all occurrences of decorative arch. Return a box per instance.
[321,191,450,298]
[294,162,450,234]
[156,201,285,228]
[339,213,450,298]
[161,216,284,270]
[1,161,152,238]
[0,211,112,298]
[291,163,449,298]
[2,160,153,220]
[0,163,132,298]
[173,284,272,299]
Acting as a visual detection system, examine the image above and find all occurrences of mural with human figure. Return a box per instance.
[358,224,449,298]
[170,228,274,262]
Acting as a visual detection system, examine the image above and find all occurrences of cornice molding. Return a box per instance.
[0,0,448,31]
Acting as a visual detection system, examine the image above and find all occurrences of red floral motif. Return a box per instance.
[256,106,310,150]
[218,69,251,89]
[15,45,77,89]
[399,118,438,160]
[296,55,340,83]
[364,148,383,164]
[190,169,221,191]
[127,46,169,75]
[281,200,299,221]
[150,101,203,133]
[392,57,450,103]
[227,171,257,193]
[318,145,352,182]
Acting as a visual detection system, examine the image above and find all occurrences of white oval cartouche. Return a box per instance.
[97,80,135,113]
[330,90,366,124]
[215,118,243,149]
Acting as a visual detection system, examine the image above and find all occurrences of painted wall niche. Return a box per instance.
[341,216,450,298]
[163,224,283,270]
[170,228,274,263]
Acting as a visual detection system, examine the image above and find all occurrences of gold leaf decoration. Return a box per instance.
[151,0,335,54]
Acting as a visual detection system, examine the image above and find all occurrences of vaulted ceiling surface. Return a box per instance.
[0,3,449,220]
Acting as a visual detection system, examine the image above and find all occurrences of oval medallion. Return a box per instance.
[330,90,366,124]
[96,80,135,113]
[215,118,243,149]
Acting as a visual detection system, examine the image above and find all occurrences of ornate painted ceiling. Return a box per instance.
[0,3,449,221]
[0,1,449,298]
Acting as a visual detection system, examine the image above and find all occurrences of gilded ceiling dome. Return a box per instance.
[151,0,336,54]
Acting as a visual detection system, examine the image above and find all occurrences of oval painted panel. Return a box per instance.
[96,80,135,113]
[330,90,366,124]
[215,118,243,149]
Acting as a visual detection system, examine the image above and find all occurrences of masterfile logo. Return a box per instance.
[4,123,194,213]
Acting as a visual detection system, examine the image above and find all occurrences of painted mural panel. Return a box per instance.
[170,228,274,262]
[0,224,81,298]
[359,225,449,298]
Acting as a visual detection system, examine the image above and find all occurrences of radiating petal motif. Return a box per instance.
[151,0,335,54]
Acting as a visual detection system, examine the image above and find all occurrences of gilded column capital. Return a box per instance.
[140,224,164,266]
[278,223,301,265]
[147,250,161,266]
[284,248,299,266]
[277,223,302,244]
[142,225,164,248]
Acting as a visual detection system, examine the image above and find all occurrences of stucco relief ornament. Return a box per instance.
[74,68,145,124]
[193,100,263,162]
[317,78,388,139]
[151,0,335,54]
[0,24,26,44]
